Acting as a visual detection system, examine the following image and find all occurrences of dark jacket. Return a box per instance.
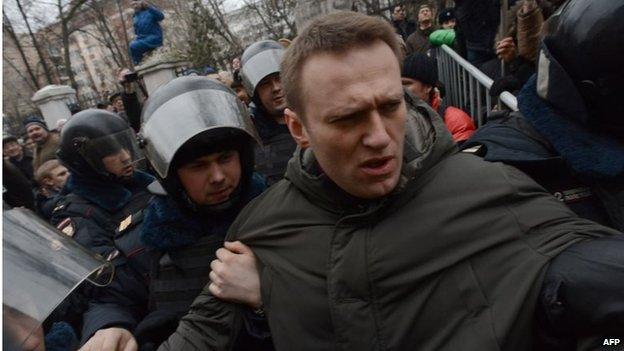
[36,188,61,220]
[49,171,154,342]
[3,159,35,210]
[122,91,143,133]
[250,105,298,186]
[463,75,624,231]
[9,153,34,182]
[392,19,416,41]
[405,25,435,55]
[51,171,155,257]
[83,173,270,350]
[455,0,500,53]
[159,92,618,350]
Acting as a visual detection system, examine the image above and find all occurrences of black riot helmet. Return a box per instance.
[139,76,261,213]
[537,0,624,137]
[58,109,141,180]
[240,40,284,98]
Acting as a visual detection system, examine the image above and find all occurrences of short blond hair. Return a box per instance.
[35,159,62,185]
[281,11,403,116]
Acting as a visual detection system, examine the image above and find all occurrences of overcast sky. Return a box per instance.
[3,0,249,33]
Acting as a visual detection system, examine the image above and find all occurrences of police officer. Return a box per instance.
[79,77,273,351]
[52,110,154,257]
[461,0,624,348]
[49,110,153,346]
[240,39,298,185]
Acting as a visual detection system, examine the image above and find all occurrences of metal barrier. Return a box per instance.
[435,44,518,128]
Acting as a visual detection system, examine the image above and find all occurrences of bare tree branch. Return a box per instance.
[3,12,41,90]
[14,0,55,84]
[3,54,38,91]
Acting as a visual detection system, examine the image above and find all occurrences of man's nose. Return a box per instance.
[362,112,392,150]
[208,164,226,184]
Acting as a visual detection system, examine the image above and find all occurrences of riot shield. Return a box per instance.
[2,208,112,350]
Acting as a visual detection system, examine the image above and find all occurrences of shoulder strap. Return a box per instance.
[53,193,115,232]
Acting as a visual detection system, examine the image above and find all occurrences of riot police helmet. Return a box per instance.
[240,40,285,98]
[140,76,261,211]
[58,109,140,180]
[538,0,624,136]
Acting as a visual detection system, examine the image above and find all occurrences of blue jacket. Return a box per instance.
[133,6,164,46]
[462,75,624,230]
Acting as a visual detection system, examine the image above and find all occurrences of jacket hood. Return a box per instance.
[285,90,457,215]
[64,170,154,212]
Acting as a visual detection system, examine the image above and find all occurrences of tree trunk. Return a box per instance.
[61,22,78,90]
[116,0,133,69]
[3,14,40,90]
[15,0,55,85]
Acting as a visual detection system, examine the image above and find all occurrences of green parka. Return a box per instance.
[159,93,617,351]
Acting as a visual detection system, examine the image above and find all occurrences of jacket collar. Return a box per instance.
[285,90,457,215]
[250,104,290,143]
[65,170,154,212]
[519,75,624,181]
[141,172,267,250]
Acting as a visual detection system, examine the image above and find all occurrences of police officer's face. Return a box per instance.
[102,149,134,178]
[256,73,287,119]
[26,125,48,145]
[176,150,242,206]
[285,41,406,199]
[3,141,23,158]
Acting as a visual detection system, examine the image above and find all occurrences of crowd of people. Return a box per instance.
[3,0,624,350]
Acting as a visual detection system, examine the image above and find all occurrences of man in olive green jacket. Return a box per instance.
[160,12,618,351]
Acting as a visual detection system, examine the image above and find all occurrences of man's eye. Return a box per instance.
[219,153,234,163]
[330,114,357,124]
[381,101,401,113]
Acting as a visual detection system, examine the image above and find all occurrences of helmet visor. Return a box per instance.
[141,89,261,178]
[241,48,283,96]
[77,128,143,176]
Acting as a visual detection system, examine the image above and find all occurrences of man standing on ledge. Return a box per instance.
[129,0,164,65]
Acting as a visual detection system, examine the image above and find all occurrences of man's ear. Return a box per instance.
[285,108,310,148]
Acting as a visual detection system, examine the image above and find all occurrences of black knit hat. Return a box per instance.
[401,53,438,87]
[3,135,18,146]
[438,8,455,25]
[23,115,49,131]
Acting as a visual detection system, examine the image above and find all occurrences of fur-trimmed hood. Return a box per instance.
[141,172,266,250]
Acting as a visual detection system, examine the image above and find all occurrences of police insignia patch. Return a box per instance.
[56,218,75,237]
